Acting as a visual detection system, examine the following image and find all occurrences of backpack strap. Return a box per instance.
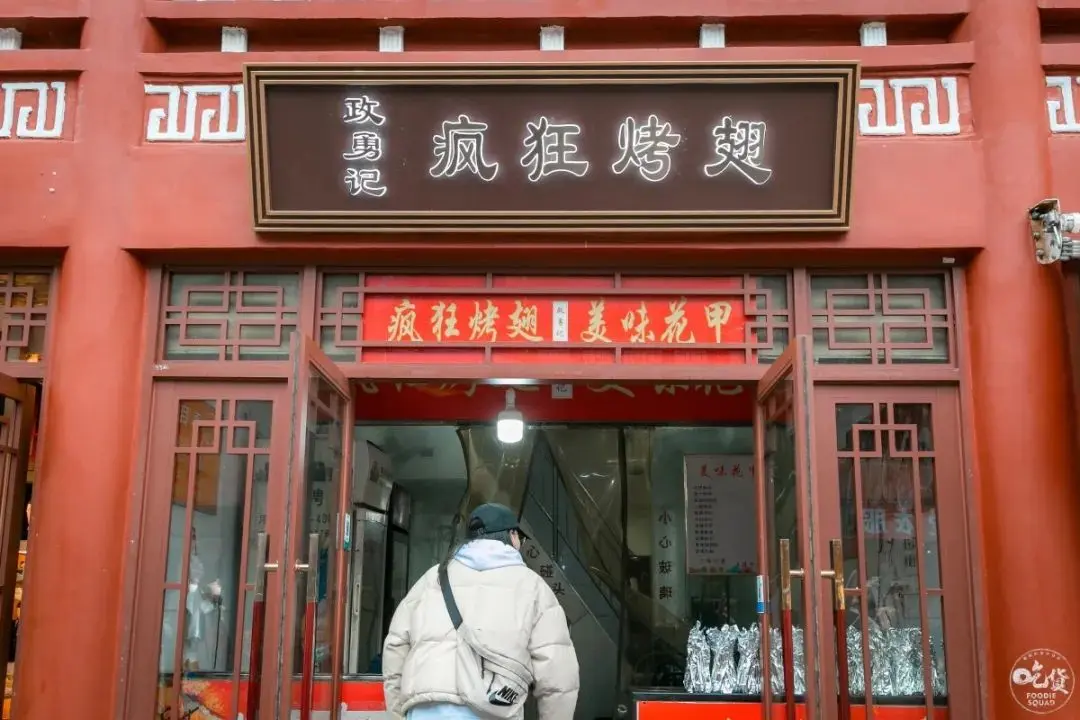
[438,562,463,630]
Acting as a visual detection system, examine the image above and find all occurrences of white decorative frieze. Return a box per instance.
[144,83,245,142]
[137,77,971,143]
[0,81,68,140]
[858,77,963,137]
[1045,76,1080,133]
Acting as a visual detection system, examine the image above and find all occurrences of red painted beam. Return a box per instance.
[137,43,974,76]
[0,49,86,73]
[144,0,971,22]
[1042,42,1080,68]
[116,140,984,255]
[0,0,88,20]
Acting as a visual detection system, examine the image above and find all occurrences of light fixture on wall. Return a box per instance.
[496,389,524,444]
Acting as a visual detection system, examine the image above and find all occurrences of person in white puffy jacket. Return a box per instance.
[382,503,580,720]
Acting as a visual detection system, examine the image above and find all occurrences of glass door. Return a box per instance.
[273,335,353,720]
[755,335,826,720]
[136,383,289,720]
[0,375,36,697]
[813,386,976,720]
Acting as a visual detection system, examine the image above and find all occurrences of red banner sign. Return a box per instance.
[368,295,745,346]
[354,381,755,423]
[344,274,758,366]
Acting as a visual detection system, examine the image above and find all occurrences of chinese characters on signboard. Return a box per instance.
[342,94,388,198]
[653,505,683,624]
[364,108,769,191]
[247,63,858,232]
[683,455,757,575]
[517,527,586,626]
[370,295,743,345]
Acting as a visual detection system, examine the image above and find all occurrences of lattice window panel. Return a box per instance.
[158,395,273,720]
[810,273,954,365]
[316,271,791,365]
[160,271,300,361]
[0,271,51,363]
[834,400,949,702]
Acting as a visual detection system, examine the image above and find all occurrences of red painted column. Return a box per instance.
[964,0,1080,717]
[12,2,147,719]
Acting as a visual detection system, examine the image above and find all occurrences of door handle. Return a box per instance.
[254,531,279,600]
[824,539,844,610]
[295,532,320,602]
[298,532,319,720]
[778,538,804,611]
[826,539,853,720]
[777,539,799,720]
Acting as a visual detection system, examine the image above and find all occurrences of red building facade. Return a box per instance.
[1,0,1079,719]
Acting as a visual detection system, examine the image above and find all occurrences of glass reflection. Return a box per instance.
[763,378,807,699]
[157,398,272,720]
[292,374,345,683]
[835,402,947,704]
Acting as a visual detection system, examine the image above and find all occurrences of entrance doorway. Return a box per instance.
[134,335,976,720]
[0,375,37,720]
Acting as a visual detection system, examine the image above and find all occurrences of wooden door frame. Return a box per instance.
[755,335,825,720]
[813,384,977,719]
[0,376,36,673]
[127,381,293,720]
[276,334,354,720]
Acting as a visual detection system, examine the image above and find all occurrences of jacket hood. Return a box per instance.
[454,539,524,571]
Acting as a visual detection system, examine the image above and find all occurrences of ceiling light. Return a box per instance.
[496,389,524,444]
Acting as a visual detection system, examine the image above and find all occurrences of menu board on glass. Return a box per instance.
[683,455,757,575]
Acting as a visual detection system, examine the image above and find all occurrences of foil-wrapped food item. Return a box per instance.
[845,623,893,695]
[707,624,740,694]
[766,626,807,695]
[768,626,784,694]
[869,623,893,696]
[930,638,948,697]
[791,627,807,695]
[683,621,713,693]
[890,627,923,697]
[682,621,943,699]
[846,623,865,696]
[735,624,763,695]
[845,622,948,700]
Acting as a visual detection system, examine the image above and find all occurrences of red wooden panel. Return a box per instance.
[320,272,791,367]
[354,381,754,424]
